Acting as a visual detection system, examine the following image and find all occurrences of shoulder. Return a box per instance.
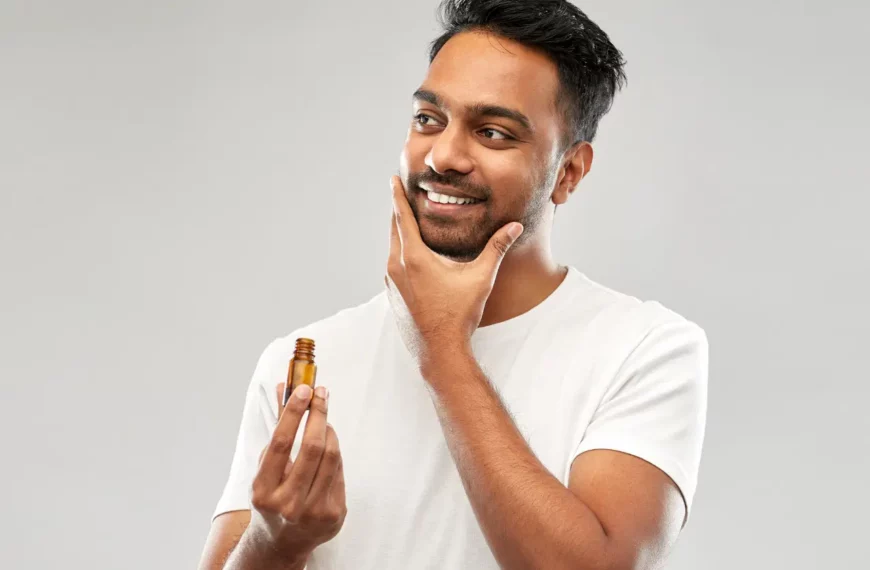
[563,269,708,364]
[253,292,390,385]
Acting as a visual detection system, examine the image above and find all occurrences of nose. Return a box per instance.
[424,123,473,176]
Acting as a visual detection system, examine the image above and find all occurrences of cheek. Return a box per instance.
[484,153,537,205]
[398,148,410,180]
[401,134,428,175]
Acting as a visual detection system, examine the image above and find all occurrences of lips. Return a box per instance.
[425,190,482,205]
[418,182,485,202]
[417,189,485,217]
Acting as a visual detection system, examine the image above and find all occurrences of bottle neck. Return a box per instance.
[293,338,316,363]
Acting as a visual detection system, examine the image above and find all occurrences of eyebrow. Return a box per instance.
[413,88,534,134]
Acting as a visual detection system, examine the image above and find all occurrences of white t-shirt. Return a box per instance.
[213,267,708,569]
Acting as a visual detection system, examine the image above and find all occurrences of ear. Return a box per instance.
[552,142,593,206]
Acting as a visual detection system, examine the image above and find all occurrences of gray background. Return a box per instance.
[1,0,867,568]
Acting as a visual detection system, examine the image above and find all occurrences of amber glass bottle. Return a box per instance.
[283,338,318,406]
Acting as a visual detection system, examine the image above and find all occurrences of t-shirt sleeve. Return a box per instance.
[571,318,709,518]
[212,339,282,521]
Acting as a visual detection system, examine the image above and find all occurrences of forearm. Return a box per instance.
[422,349,612,570]
[222,524,309,570]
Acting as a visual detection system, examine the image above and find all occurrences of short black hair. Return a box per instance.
[429,0,626,148]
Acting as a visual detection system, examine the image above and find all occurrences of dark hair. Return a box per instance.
[429,0,626,147]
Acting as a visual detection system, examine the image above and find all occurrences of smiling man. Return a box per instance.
[198,1,708,569]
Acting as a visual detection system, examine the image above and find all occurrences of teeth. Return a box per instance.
[426,191,479,205]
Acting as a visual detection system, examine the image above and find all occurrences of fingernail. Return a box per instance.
[315,386,329,408]
[507,223,524,240]
[296,384,312,401]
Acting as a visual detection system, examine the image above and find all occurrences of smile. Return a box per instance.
[426,190,482,205]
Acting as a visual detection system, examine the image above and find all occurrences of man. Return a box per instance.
[198,1,708,568]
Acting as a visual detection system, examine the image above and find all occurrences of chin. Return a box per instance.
[415,214,493,261]
[421,233,487,262]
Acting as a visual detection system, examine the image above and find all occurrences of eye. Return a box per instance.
[413,113,440,127]
[480,128,512,141]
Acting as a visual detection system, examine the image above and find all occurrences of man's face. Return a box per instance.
[399,30,565,262]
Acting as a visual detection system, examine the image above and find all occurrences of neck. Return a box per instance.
[478,232,566,328]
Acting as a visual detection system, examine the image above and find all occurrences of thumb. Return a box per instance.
[480,222,523,269]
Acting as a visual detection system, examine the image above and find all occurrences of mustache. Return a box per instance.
[407,170,490,201]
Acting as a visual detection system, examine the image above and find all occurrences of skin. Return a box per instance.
[200,29,685,570]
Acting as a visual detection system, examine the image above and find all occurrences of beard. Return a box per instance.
[405,168,551,262]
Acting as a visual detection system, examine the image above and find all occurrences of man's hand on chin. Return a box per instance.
[384,175,523,370]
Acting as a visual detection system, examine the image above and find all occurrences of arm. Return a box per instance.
[198,511,310,570]
[421,348,685,570]
[198,511,251,570]
[385,176,702,570]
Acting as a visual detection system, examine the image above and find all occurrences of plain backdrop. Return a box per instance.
[1,1,868,568]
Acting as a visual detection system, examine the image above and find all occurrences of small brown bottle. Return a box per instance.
[283,338,318,406]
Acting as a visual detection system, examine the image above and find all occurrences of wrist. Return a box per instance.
[242,520,312,570]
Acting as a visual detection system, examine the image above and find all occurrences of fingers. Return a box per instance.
[387,182,407,292]
[387,210,402,285]
[275,382,284,411]
[307,424,342,502]
[261,386,282,467]
[278,385,330,500]
[390,175,422,251]
[332,454,346,506]
[477,222,523,272]
[389,210,401,259]
[255,383,313,491]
